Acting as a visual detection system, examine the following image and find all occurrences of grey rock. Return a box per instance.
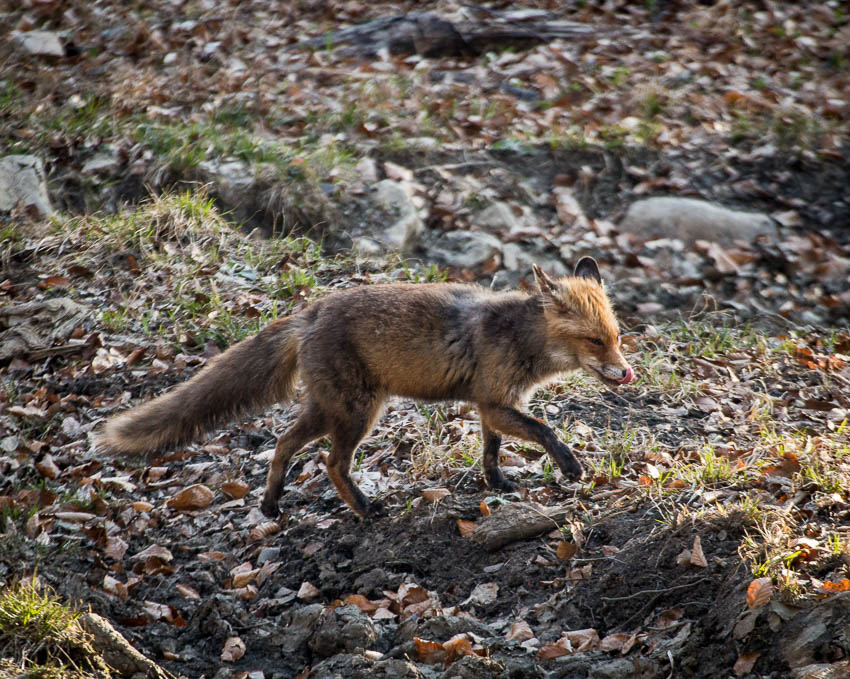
[355,157,378,184]
[309,654,425,679]
[82,150,120,176]
[373,179,424,252]
[620,197,776,246]
[354,567,390,597]
[278,603,324,655]
[439,654,506,678]
[14,30,64,57]
[502,243,568,277]
[0,155,53,217]
[782,593,849,669]
[397,614,495,644]
[431,230,502,270]
[0,298,88,362]
[257,547,281,565]
[309,605,378,658]
[198,158,255,209]
[474,201,538,235]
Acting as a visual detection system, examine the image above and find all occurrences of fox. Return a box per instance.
[95,257,634,519]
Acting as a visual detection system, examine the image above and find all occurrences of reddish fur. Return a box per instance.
[95,258,632,519]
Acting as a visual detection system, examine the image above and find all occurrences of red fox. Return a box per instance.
[95,257,634,519]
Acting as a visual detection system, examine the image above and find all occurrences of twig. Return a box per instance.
[600,577,712,602]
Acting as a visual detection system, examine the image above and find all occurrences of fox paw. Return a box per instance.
[553,446,583,481]
[485,468,519,493]
[259,498,281,519]
[363,500,388,519]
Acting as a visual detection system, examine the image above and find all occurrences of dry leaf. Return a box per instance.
[198,551,226,562]
[601,545,620,556]
[345,594,378,613]
[103,575,129,601]
[479,500,491,517]
[457,519,476,537]
[373,607,396,620]
[297,581,320,600]
[564,628,600,653]
[819,578,850,593]
[557,541,578,561]
[538,637,572,660]
[506,620,534,641]
[690,535,708,568]
[131,544,173,562]
[230,562,259,588]
[413,637,445,664]
[746,578,773,609]
[166,484,214,511]
[733,652,760,676]
[35,455,60,479]
[221,636,246,662]
[443,634,474,662]
[249,521,280,540]
[103,536,129,561]
[463,582,499,606]
[600,633,633,653]
[221,480,249,499]
[675,549,692,566]
[176,583,200,599]
[421,487,451,504]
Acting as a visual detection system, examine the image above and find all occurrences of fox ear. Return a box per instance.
[533,264,558,296]
[574,256,602,284]
[532,264,564,308]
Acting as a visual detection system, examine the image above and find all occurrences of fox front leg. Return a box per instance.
[479,405,583,482]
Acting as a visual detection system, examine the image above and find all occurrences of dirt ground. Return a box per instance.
[2,1,850,677]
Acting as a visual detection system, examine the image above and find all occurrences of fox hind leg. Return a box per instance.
[325,404,386,519]
[261,402,328,518]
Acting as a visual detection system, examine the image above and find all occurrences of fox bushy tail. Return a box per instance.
[95,316,302,456]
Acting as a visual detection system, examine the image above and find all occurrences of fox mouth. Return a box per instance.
[590,366,634,387]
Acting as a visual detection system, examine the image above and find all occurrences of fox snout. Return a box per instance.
[594,361,634,386]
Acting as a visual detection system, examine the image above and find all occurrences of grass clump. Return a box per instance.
[0,578,110,679]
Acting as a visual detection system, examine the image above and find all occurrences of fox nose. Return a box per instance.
[617,367,634,384]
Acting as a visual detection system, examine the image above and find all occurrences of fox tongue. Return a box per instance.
[618,367,635,384]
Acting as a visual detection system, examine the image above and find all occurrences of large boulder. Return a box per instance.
[620,197,776,246]
[0,155,53,218]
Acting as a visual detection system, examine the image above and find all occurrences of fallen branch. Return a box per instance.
[472,501,572,551]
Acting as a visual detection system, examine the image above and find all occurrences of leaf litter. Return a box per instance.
[2,0,850,678]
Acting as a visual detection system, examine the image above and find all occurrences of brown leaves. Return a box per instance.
[221,636,246,662]
[456,519,476,537]
[676,535,708,568]
[420,487,451,504]
[746,578,774,609]
[819,579,850,593]
[296,581,320,600]
[538,629,600,660]
[249,521,280,541]
[413,633,487,665]
[166,484,214,511]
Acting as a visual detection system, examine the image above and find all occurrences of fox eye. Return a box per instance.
[586,338,604,347]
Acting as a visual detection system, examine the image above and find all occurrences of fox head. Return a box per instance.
[533,258,634,386]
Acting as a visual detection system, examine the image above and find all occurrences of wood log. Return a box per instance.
[471,501,572,551]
